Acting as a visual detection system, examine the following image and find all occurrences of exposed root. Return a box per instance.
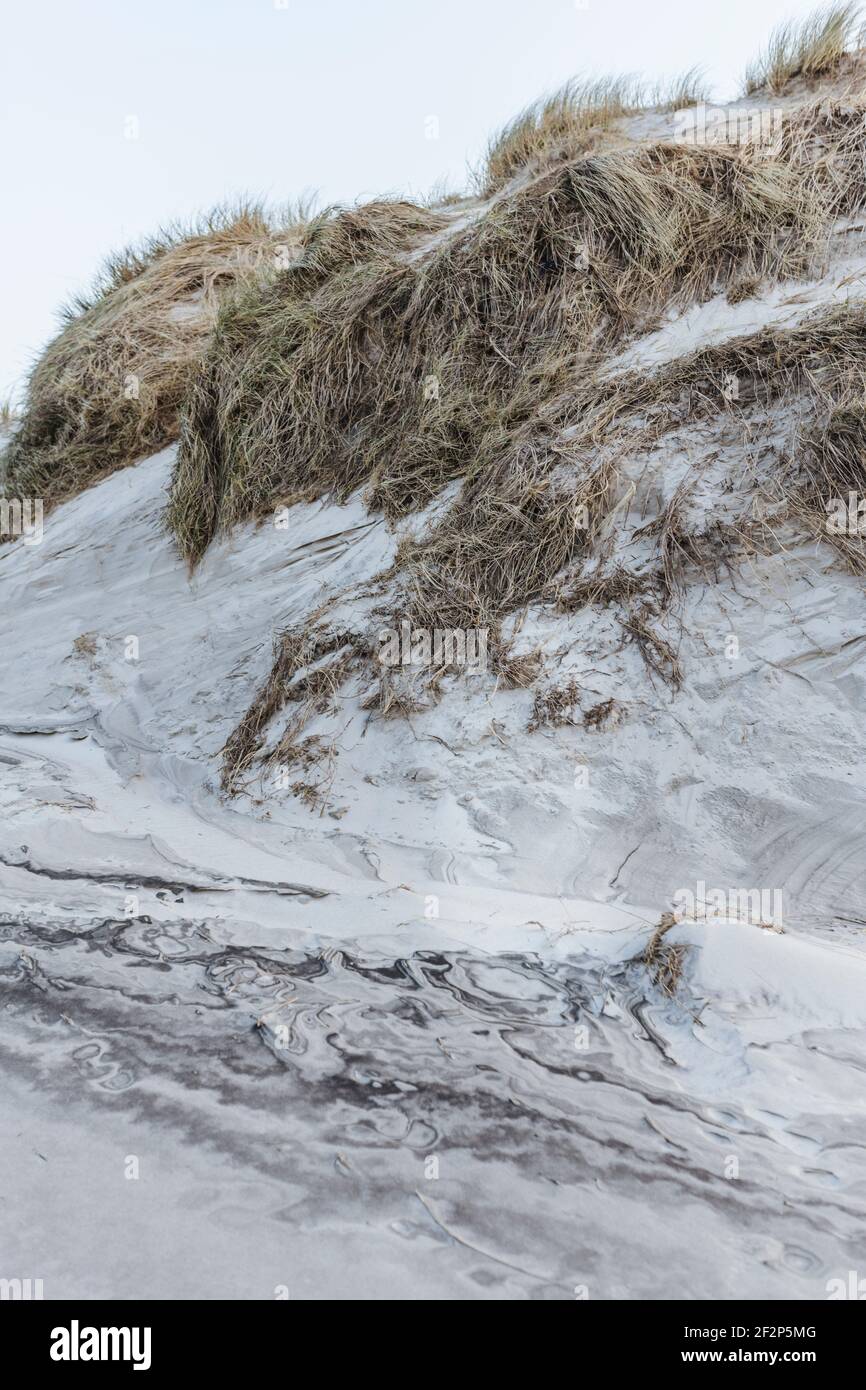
[220,626,363,794]
[360,669,429,721]
[621,605,684,689]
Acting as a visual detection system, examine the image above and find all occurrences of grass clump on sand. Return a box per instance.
[643,913,689,997]
[214,298,866,796]
[171,99,866,796]
[168,139,820,577]
[168,123,846,794]
[166,199,450,566]
[527,677,583,732]
[3,203,310,512]
[764,98,866,216]
[478,71,709,196]
[744,2,862,95]
[481,76,643,195]
[382,304,866,692]
[560,301,866,453]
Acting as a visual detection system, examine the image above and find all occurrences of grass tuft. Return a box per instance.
[4,202,311,512]
[479,76,645,194]
[478,71,710,194]
[744,2,862,95]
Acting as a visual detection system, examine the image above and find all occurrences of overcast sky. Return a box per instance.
[1,0,833,400]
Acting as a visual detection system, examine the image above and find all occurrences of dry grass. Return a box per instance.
[166,200,449,565]
[652,69,711,114]
[479,71,709,195]
[756,99,866,222]
[583,698,624,731]
[561,304,866,587]
[622,604,684,689]
[208,283,866,792]
[16,37,866,789]
[174,97,866,583]
[377,134,840,638]
[744,2,862,95]
[71,632,98,659]
[396,454,618,634]
[168,136,823,581]
[556,564,657,613]
[479,76,644,194]
[795,369,866,569]
[527,677,582,732]
[187,117,866,786]
[567,301,866,453]
[220,625,363,794]
[726,274,762,305]
[493,646,545,689]
[360,669,429,721]
[643,912,688,996]
[636,492,750,598]
[634,478,703,600]
[4,203,310,512]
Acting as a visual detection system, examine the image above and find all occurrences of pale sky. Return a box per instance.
[0,0,833,401]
